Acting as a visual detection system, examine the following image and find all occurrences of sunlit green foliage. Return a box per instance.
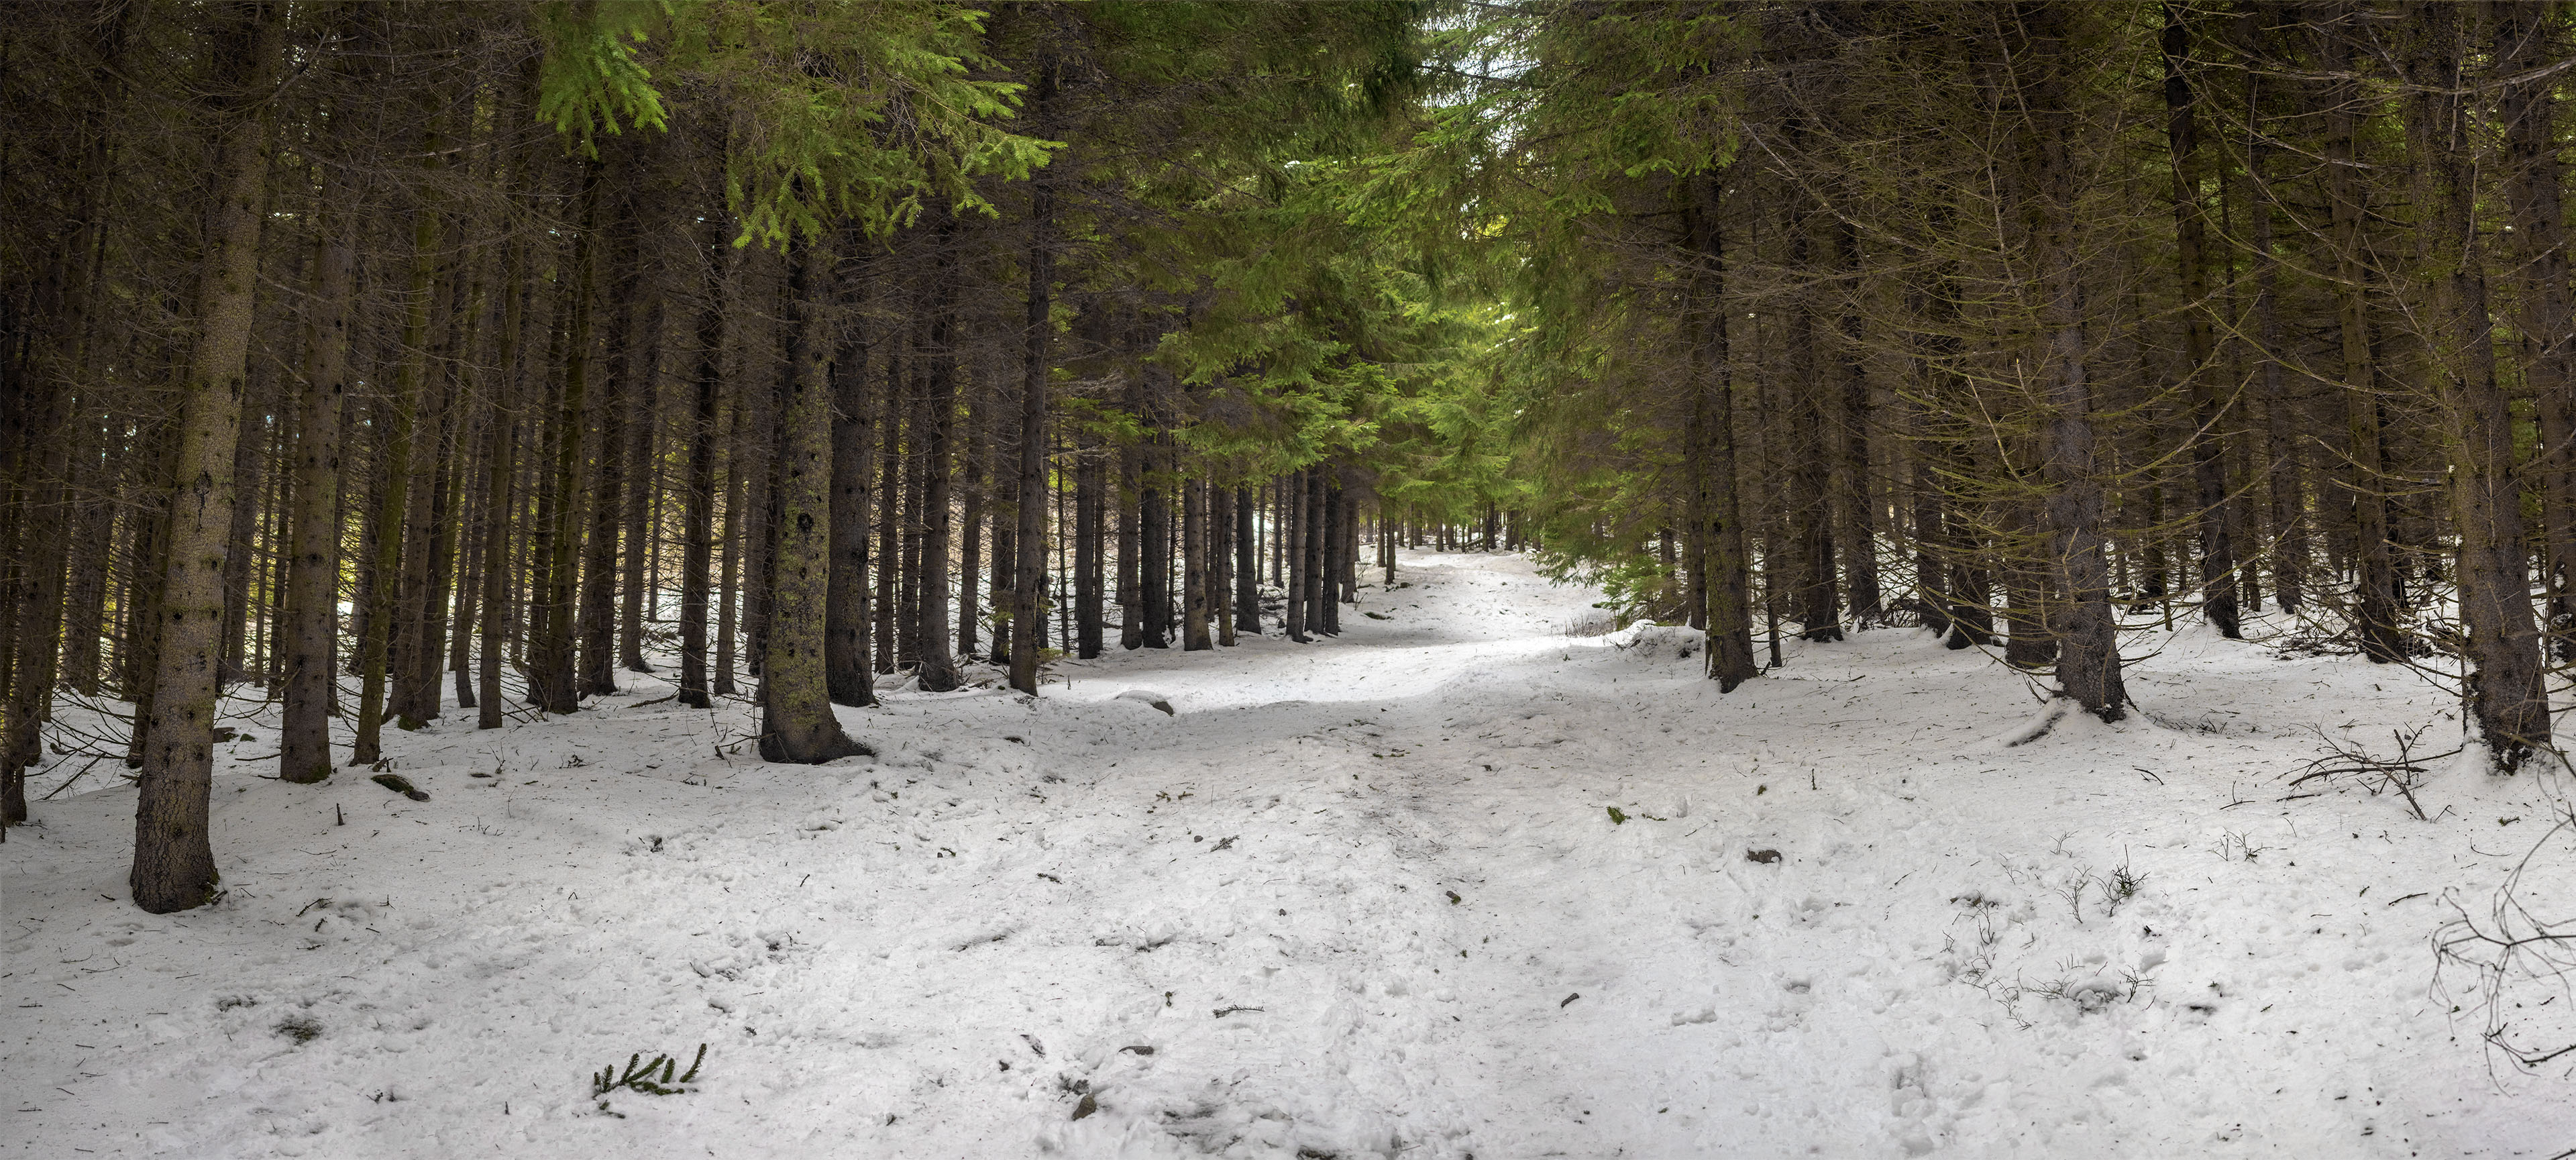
[535,1,1053,246]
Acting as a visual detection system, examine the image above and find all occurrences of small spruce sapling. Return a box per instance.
[2101,856,2145,916]
[370,773,429,801]
[594,1043,706,1104]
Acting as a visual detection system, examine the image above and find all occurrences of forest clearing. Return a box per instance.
[5,1,2576,1157]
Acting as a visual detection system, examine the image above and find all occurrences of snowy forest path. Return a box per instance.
[10,550,2576,1159]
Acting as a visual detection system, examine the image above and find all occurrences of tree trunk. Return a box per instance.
[987,473,1013,667]
[1118,437,1142,651]
[425,260,484,714]
[1285,470,1310,643]
[475,260,529,729]
[914,226,962,693]
[2502,0,2576,665]
[353,146,445,761]
[130,1,280,913]
[1320,479,1344,633]
[123,431,176,761]
[897,346,924,673]
[450,402,486,712]
[826,250,877,707]
[1943,447,1996,649]
[616,335,657,674]
[391,268,460,729]
[1234,485,1260,633]
[1142,482,1172,647]
[2245,39,2302,615]
[1332,493,1350,609]
[216,372,270,686]
[619,291,661,675]
[2405,1,2548,768]
[759,234,867,763]
[529,161,602,717]
[2320,17,2404,664]
[1140,413,1171,648]
[2,329,79,825]
[1788,217,1841,642]
[680,240,726,710]
[5,7,130,818]
[957,388,985,664]
[1010,57,1059,692]
[1998,500,2056,670]
[1075,434,1104,657]
[1684,172,1758,688]
[1212,485,1236,647]
[577,177,637,700]
[60,474,109,696]
[2027,3,2125,720]
[280,164,356,780]
[741,254,787,680]
[1380,507,1396,588]
[2232,12,2304,617]
[873,334,902,675]
[1305,470,1329,636]
[1831,217,1880,625]
[524,288,568,697]
[1183,478,1212,649]
[2165,2,2241,639]
[1907,347,1951,640]
[714,381,745,696]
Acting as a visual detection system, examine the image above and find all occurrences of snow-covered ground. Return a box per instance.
[8,549,2575,1158]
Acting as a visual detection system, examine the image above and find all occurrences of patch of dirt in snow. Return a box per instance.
[7,549,2574,1159]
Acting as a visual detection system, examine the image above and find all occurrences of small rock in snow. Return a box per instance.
[1115,689,1177,715]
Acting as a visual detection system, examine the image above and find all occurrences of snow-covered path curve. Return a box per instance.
[9,551,2574,1158]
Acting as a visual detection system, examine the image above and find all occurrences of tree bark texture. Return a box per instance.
[759,235,867,763]
[130,1,280,912]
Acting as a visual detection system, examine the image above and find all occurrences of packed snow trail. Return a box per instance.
[9,551,2575,1158]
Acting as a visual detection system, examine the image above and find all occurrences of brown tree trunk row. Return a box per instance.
[1481,1,2563,765]
[3,1,2571,910]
